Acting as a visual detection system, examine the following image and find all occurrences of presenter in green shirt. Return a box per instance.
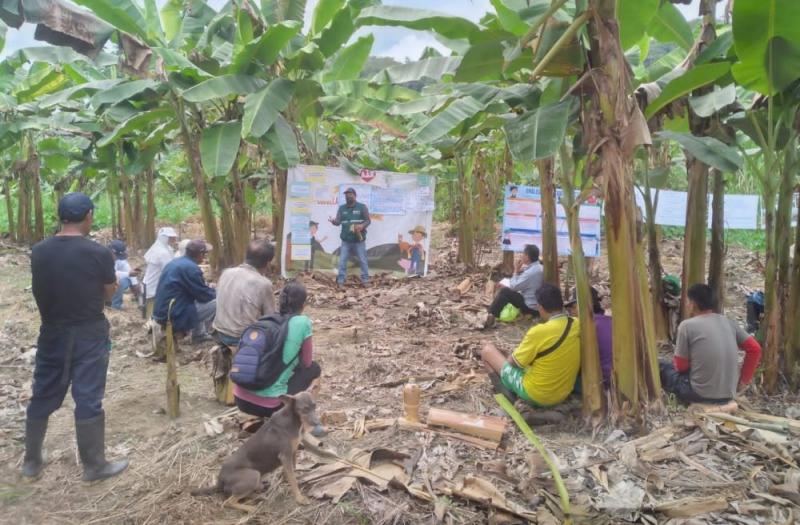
[329,187,371,286]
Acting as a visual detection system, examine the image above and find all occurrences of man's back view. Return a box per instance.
[24,192,129,482]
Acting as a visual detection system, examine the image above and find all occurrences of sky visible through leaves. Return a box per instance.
[0,0,718,61]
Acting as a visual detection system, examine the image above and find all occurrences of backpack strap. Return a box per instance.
[532,316,574,362]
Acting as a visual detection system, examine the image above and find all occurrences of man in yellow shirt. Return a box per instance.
[480,283,580,407]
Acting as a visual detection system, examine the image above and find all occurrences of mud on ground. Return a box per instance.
[0,230,798,525]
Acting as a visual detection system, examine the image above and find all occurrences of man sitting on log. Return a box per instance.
[660,283,762,405]
[481,283,581,407]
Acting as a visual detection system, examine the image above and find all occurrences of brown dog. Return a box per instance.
[191,392,321,511]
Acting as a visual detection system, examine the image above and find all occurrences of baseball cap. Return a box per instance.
[343,187,356,195]
[109,240,128,259]
[58,192,94,223]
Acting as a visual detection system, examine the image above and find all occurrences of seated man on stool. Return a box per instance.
[481,283,581,408]
[211,239,276,404]
[660,283,762,405]
[487,244,543,323]
[213,239,276,346]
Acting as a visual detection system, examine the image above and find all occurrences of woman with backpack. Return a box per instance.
[233,282,321,419]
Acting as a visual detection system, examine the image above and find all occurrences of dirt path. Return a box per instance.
[0,236,797,524]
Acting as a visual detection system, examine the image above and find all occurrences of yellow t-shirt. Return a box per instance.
[512,314,581,406]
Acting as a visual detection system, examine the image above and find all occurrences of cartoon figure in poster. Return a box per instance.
[397,225,427,276]
[508,186,519,199]
[304,220,328,271]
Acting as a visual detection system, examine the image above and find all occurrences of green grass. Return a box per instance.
[661,226,766,253]
[0,188,273,236]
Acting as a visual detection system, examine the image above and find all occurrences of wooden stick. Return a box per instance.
[165,299,180,419]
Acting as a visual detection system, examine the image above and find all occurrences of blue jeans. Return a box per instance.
[337,241,369,284]
[27,321,110,421]
[111,277,131,309]
[194,299,216,337]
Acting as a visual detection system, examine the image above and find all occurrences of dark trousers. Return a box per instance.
[658,360,730,405]
[27,322,110,421]
[235,361,322,418]
[488,287,537,317]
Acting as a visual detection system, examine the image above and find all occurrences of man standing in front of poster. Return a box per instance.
[329,187,371,286]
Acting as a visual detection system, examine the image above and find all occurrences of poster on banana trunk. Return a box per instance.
[501,185,602,257]
[281,165,436,279]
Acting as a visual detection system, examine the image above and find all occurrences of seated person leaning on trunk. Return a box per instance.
[487,244,544,320]
[234,282,321,418]
[481,283,581,407]
[660,284,762,405]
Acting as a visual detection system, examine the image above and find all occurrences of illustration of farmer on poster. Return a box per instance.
[282,166,436,279]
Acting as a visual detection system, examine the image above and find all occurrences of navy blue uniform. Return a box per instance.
[29,236,116,421]
[152,255,216,333]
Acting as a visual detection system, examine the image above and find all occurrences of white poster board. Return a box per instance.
[501,185,602,257]
[281,165,436,278]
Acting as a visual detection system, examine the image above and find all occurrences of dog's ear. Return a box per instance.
[279,394,296,405]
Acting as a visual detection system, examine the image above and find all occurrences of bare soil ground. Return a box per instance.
[1,228,798,525]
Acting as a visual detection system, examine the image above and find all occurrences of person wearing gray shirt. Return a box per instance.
[488,244,544,319]
[660,284,762,404]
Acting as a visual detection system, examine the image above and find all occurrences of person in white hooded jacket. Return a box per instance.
[143,227,178,317]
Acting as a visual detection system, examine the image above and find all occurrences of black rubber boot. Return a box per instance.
[22,417,48,478]
[75,413,129,482]
[488,372,518,404]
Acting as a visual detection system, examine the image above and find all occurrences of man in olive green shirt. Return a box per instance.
[329,187,371,285]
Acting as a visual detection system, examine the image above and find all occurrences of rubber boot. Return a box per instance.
[75,413,129,482]
[22,417,48,478]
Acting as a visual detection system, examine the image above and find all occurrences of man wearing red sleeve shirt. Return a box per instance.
[660,284,762,405]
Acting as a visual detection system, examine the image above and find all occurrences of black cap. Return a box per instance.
[344,187,356,195]
[58,192,94,223]
[109,240,128,259]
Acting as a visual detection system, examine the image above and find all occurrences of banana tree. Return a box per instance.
[728,0,800,392]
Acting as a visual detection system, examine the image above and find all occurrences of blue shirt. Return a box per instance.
[152,256,216,333]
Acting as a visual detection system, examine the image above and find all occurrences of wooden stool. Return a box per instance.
[212,344,236,406]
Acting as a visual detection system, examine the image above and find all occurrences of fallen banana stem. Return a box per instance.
[495,394,571,518]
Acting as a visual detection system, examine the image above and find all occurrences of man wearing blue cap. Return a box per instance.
[328,187,371,286]
[23,192,129,482]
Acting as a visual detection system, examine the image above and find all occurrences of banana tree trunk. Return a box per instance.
[455,151,476,268]
[775,146,796,386]
[3,177,14,240]
[107,178,118,239]
[587,0,661,416]
[30,146,44,243]
[16,164,31,243]
[272,165,288,268]
[708,169,725,312]
[559,159,604,418]
[176,98,222,271]
[643,187,669,341]
[788,190,800,387]
[144,168,156,246]
[680,157,708,318]
[117,145,136,247]
[216,189,237,269]
[539,157,559,285]
[761,190,780,393]
[133,176,144,247]
[502,145,515,275]
[680,0,717,319]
